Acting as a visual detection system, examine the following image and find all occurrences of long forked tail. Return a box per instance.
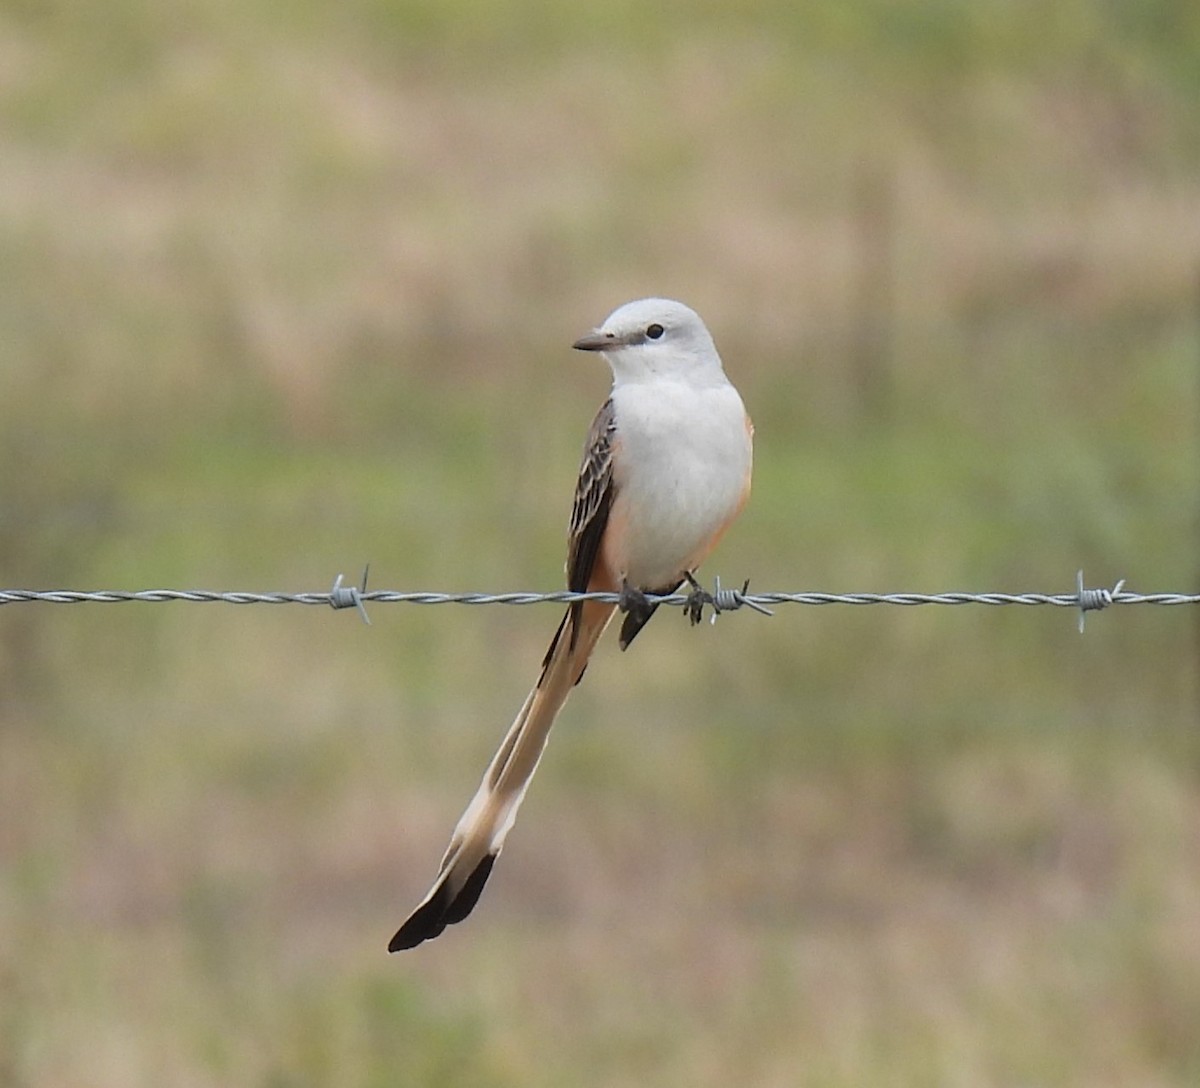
[389,600,613,951]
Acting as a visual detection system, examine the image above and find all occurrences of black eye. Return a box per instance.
[646,323,665,340]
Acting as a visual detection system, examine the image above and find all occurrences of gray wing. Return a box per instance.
[566,397,616,597]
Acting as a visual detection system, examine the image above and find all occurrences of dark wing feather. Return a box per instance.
[564,398,617,644]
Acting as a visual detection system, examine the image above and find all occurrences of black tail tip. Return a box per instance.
[388,854,497,953]
[388,899,448,952]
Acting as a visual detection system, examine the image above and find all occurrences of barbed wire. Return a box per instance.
[1,571,1195,632]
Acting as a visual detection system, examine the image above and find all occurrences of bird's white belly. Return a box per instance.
[608,380,750,590]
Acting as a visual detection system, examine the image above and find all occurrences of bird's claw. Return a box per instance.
[618,581,655,627]
[681,572,714,627]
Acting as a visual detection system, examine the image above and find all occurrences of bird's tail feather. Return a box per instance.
[389,601,612,951]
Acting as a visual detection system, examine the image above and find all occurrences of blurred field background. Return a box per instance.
[2,1,1200,1085]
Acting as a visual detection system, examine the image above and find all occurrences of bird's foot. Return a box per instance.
[618,581,655,628]
[681,572,714,627]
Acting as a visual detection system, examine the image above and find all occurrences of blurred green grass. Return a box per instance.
[2,0,1200,1085]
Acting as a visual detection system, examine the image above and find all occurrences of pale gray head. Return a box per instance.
[572,298,724,383]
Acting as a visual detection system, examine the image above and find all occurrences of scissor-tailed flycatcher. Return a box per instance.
[390,298,753,951]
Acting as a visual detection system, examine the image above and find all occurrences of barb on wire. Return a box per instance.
[712,576,774,618]
[1075,569,1125,633]
[329,566,372,625]
[1,572,1198,633]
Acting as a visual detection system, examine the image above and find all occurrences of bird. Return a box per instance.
[389,298,753,951]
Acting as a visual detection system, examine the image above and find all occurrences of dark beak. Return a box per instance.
[572,331,613,352]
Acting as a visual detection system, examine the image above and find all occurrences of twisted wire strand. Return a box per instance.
[0,575,1193,625]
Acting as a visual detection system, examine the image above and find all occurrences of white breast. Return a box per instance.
[608,377,751,590]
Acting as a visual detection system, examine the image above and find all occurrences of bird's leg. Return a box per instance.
[681,571,714,627]
[617,579,654,628]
